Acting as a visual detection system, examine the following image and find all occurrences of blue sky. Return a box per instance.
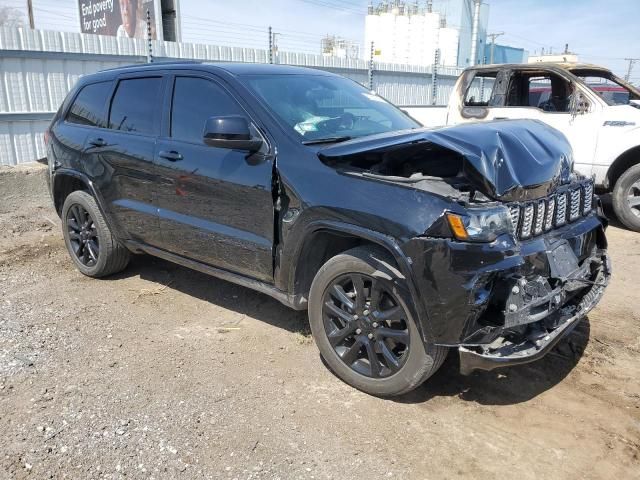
[2,0,639,80]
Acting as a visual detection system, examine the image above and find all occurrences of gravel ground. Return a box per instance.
[0,165,639,480]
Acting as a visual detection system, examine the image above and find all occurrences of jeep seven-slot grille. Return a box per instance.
[508,180,595,240]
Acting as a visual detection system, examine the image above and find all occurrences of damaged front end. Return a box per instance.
[457,234,610,375]
[317,119,611,375]
[402,211,610,375]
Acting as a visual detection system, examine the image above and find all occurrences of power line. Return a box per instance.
[624,58,639,82]
[296,0,364,15]
[182,15,344,41]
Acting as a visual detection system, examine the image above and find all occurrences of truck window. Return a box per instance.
[108,77,163,134]
[66,81,112,128]
[170,76,244,144]
[579,75,632,105]
[463,73,496,107]
[507,73,572,112]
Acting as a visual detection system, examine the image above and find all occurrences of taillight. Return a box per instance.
[44,128,51,145]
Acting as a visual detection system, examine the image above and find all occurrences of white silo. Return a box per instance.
[439,25,460,66]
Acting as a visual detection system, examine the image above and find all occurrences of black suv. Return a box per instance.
[45,62,610,396]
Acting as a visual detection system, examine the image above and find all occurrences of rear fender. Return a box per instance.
[52,168,124,240]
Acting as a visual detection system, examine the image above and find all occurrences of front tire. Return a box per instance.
[308,246,447,397]
[612,164,640,232]
[61,190,130,277]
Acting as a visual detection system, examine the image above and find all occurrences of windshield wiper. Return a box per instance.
[302,136,353,145]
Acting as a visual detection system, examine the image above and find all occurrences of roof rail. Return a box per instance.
[99,60,202,73]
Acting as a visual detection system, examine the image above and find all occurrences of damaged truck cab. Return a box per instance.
[407,63,640,232]
[46,63,610,397]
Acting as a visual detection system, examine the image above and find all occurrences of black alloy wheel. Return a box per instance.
[322,273,410,378]
[67,204,100,267]
[61,190,130,277]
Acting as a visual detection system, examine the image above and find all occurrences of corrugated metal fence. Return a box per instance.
[0,26,462,166]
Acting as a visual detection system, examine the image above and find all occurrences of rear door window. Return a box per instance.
[109,77,163,134]
[66,81,112,128]
[506,73,572,112]
[170,76,244,144]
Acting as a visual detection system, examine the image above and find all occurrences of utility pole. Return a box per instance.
[368,41,375,91]
[487,32,504,64]
[27,0,35,29]
[624,58,639,82]
[146,9,153,63]
[268,27,279,65]
[470,0,481,66]
[431,48,440,106]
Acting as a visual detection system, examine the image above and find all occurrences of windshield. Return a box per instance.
[243,74,419,142]
[573,71,640,106]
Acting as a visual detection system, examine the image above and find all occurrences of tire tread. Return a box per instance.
[62,190,130,278]
[309,245,447,397]
[612,164,640,232]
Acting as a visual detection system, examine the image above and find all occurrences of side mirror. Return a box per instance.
[203,116,263,152]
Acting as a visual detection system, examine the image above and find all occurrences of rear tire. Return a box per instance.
[61,190,130,278]
[612,164,640,232]
[308,246,447,397]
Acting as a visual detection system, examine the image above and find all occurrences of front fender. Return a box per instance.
[282,219,435,345]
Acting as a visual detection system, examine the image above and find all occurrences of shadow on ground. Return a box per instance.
[107,254,310,335]
[397,318,590,406]
[107,244,591,407]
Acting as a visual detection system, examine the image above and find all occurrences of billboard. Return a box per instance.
[78,0,158,39]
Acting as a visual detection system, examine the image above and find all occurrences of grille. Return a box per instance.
[508,180,595,240]
[569,189,581,221]
[556,193,567,226]
[583,182,593,212]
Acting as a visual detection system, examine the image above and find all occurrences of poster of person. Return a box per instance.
[78,0,157,39]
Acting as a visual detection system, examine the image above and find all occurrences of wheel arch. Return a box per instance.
[52,169,93,215]
[605,145,640,190]
[288,221,431,343]
[51,168,121,239]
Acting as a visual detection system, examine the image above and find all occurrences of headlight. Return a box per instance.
[446,206,514,242]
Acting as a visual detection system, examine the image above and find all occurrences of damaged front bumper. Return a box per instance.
[401,212,611,375]
[458,250,609,374]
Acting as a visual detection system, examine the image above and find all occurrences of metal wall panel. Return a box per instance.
[0,26,464,166]
[0,119,48,166]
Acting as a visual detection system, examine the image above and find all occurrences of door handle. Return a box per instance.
[88,137,107,147]
[159,150,183,161]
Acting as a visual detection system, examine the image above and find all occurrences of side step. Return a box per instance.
[126,241,308,311]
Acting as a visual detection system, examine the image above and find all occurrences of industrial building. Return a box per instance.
[485,43,528,64]
[321,35,360,59]
[364,0,489,68]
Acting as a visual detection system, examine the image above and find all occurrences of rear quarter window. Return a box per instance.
[66,81,112,128]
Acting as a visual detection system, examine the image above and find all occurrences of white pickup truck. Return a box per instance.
[405,63,640,231]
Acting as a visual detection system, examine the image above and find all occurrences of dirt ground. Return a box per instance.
[0,165,638,480]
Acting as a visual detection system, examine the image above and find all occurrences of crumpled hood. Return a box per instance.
[319,119,574,202]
